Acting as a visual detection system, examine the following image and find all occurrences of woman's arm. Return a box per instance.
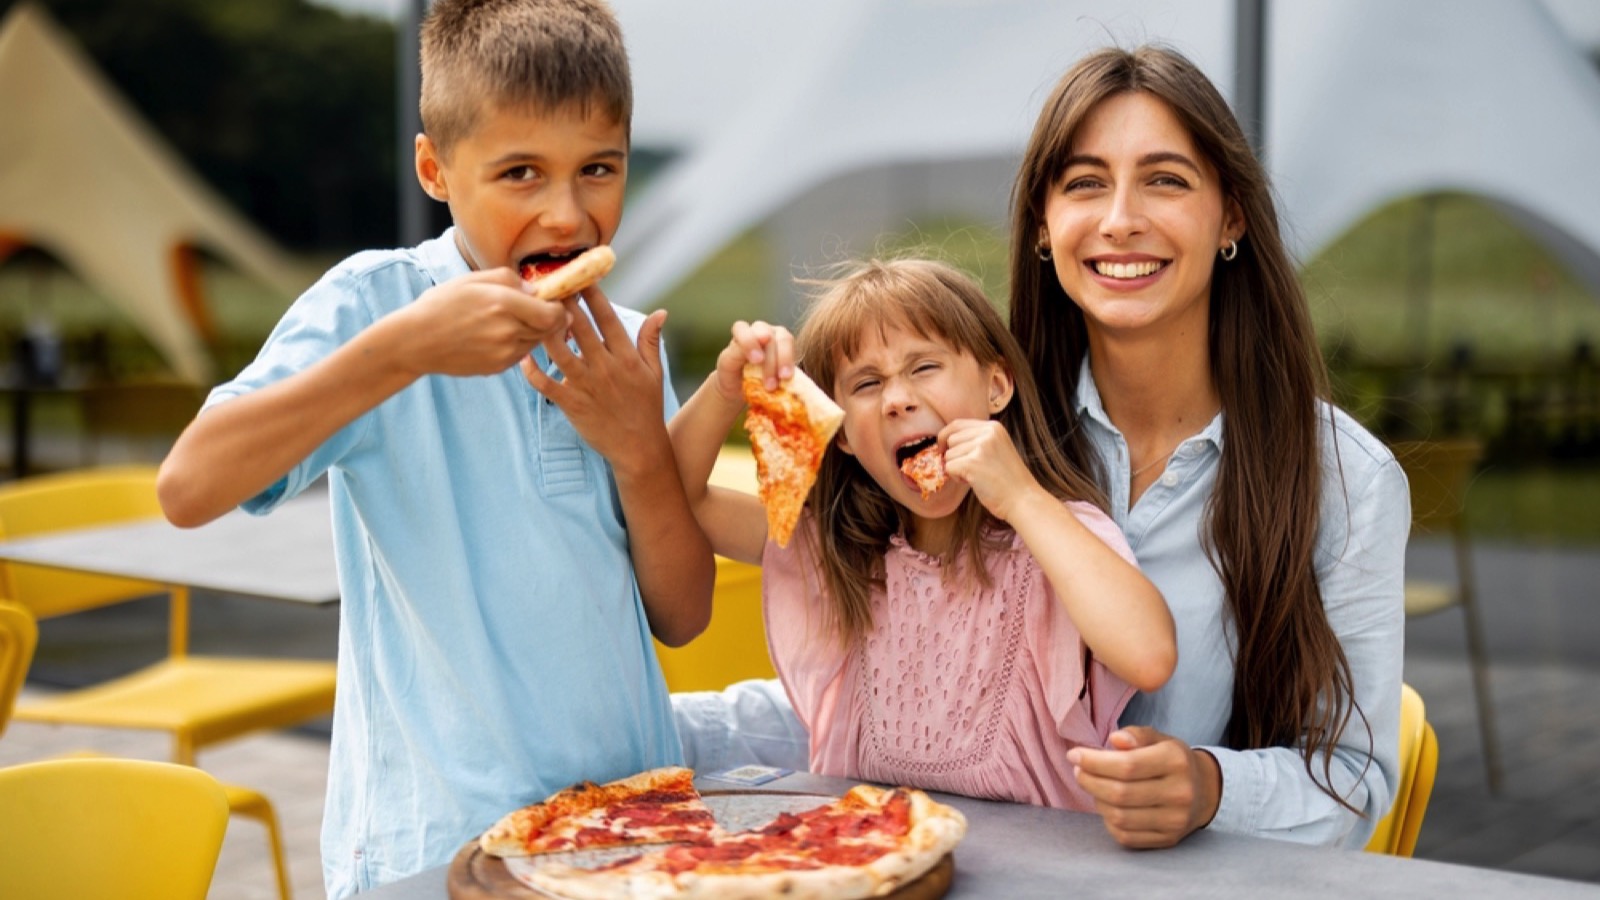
[943,419,1176,692]
[1069,439,1410,849]
[1198,449,1409,845]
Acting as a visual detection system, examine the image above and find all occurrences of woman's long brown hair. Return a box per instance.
[1007,45,1365,810]
[794,259,1106,645]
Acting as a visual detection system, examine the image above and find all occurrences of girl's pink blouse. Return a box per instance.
[762,501,1138,811]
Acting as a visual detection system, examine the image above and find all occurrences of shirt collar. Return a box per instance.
[415,227,472,286]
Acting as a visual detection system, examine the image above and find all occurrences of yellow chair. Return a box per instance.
[0,466,327,900]
[0,756,230,900]
[1390,438,1500,793]
[1365,683,1440,857]
[0,600,37,738]
[655,445,779,692]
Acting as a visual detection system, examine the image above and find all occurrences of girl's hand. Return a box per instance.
[940,419,1043,522]
[1066,727,1222,849]
[712,321,795,403]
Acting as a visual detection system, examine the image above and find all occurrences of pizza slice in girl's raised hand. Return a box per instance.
[520,245,617,302]
[480,766,723,857]
[741,365,845,548]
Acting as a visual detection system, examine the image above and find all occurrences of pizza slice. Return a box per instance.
[520,245,617,302]
[898,442,948,500]
[480,766,723,858]
[741,365,845,548]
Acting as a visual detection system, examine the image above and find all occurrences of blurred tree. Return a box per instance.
[3,0,397,253]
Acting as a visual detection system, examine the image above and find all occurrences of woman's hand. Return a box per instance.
[1066,727,1222,849]
[713,320,795,402]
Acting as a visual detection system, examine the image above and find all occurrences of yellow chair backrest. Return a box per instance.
[655,445,779,692]
[1389,439,1482,534]
[656,557,776,692]
[0,600,38,737]
[0,466,165,619]
[0,756,230,900]
[1365,683,1439,856]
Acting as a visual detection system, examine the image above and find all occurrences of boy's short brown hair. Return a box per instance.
[420,0,631,158]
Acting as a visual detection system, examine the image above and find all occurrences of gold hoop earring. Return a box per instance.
[1036,242,1052,262]
[1220,239,1238,261]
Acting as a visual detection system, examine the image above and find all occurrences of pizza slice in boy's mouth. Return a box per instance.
[518,246,617,302]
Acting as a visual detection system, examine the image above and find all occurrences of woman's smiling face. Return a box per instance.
[1041,91,1243,338]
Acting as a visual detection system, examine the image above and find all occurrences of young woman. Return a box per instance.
[1009,44,1409,848]
[670,259,1175,810]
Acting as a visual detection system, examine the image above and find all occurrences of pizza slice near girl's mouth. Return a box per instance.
[898,441,948,500]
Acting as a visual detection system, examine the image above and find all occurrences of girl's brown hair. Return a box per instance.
[794,258,1105,644]
[1007,45,1366,810]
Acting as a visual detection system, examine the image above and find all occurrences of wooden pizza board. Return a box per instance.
[449,790,956,900]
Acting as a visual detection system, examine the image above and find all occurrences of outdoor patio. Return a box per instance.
[3,533,1598,899]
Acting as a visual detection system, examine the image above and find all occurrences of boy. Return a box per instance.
[156,0,714,894]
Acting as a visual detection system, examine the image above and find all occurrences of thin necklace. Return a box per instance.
[1129,439,1186,479]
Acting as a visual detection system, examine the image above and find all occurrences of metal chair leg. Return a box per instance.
[1454,527,1502,794]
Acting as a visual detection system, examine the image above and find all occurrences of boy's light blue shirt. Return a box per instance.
[1073,358,1409,848]
[207,229,682,897]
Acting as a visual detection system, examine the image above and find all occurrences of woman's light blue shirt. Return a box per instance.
[209,230,682,897]
[1074,359,1409,847]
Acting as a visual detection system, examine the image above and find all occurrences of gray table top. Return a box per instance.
[362,772,1598,899]
[0,488,338,605]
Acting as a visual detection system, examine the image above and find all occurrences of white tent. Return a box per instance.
[607,0,1600,315]
[0,3,307,383]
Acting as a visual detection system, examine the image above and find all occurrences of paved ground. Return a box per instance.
[4,534,1599,898]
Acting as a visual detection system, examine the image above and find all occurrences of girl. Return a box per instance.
[670,258,1175,811]
[1011,45,1409,848]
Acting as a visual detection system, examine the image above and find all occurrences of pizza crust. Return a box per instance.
[523,245,617,302]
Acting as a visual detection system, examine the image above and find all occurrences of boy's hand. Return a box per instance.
[521,285,668,472]
[715,320,795,402]
[397,269,572,376]
[939,418,1043,522]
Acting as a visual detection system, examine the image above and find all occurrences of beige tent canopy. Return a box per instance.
[0,2,307,383]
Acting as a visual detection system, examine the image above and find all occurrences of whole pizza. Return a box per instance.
[478,767,967,900]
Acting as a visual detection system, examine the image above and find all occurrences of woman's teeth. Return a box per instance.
[1093,260,1163,279]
